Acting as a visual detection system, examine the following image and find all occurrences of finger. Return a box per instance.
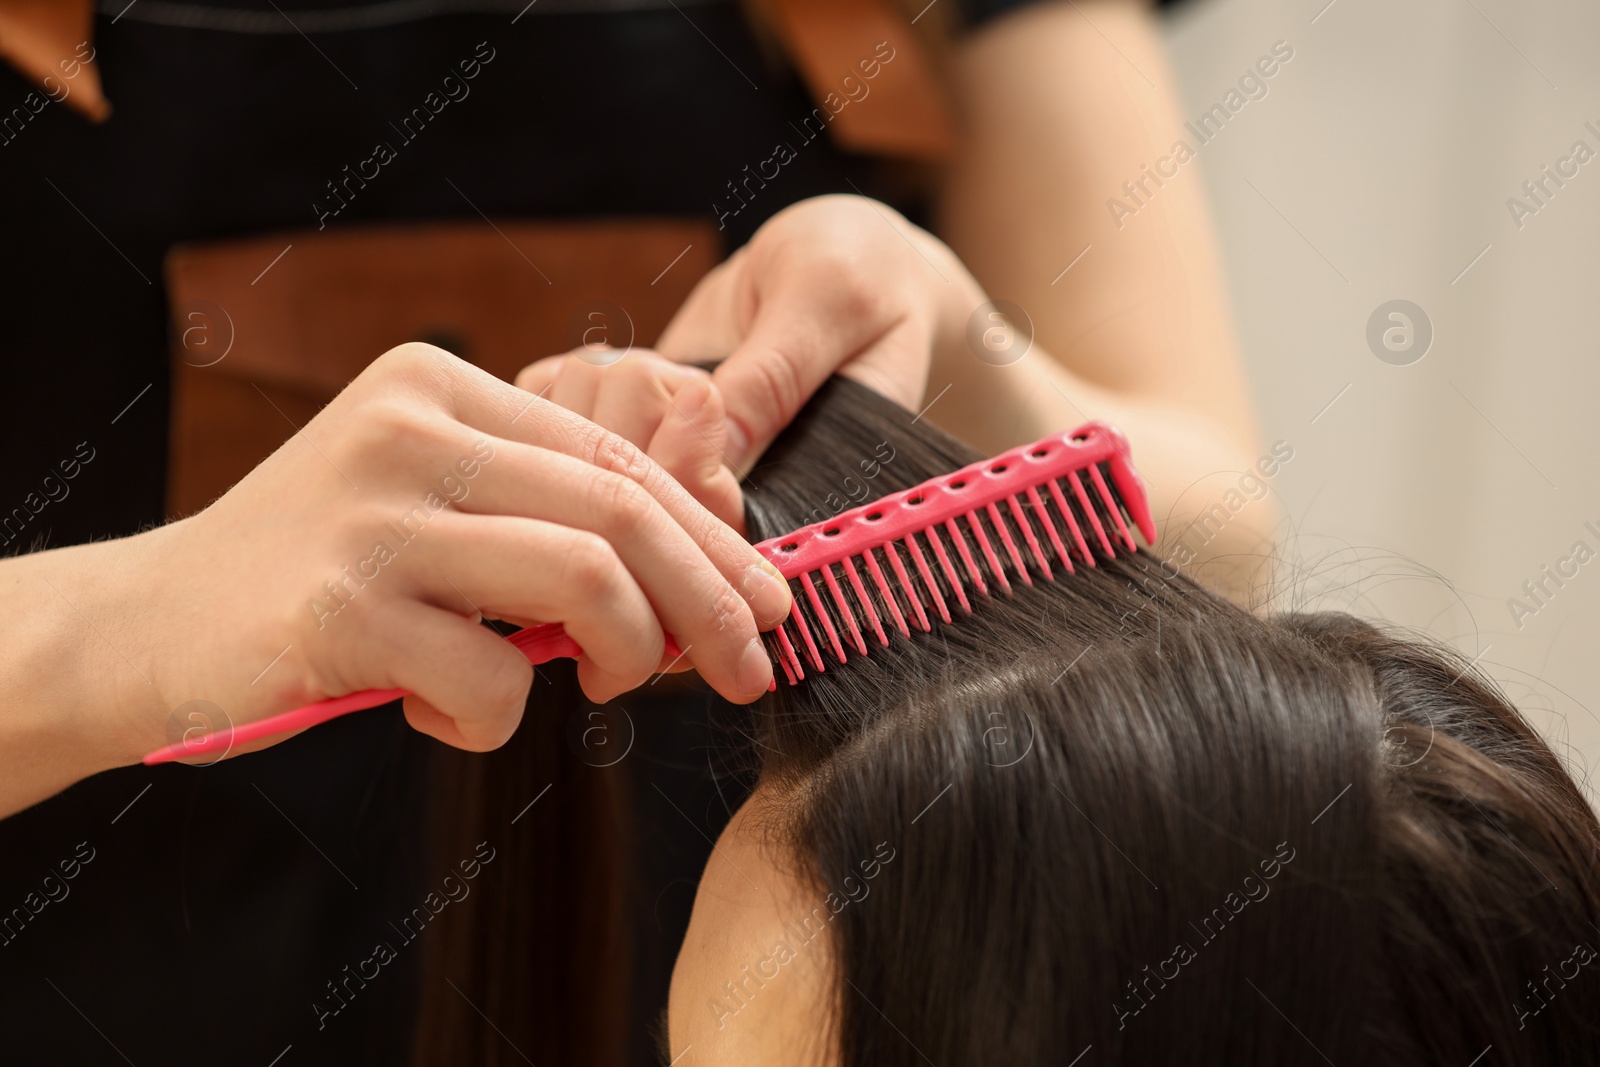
[522,351,705,447]
[543,350,603,418]
[656,253,745,362]
[402,696,469,750]
[373,345,793,633]
[590,354,709,450]
[707,270,896,470]
[379,600,534,751]
[513,353,569,398]
[409,512,667,703]
[429,445,781,702]
[647,376,745,533]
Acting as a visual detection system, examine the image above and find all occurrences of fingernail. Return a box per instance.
[742,562,793,626]
[736,637,774,698]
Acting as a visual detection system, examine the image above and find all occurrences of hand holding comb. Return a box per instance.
[143,422,1153,765]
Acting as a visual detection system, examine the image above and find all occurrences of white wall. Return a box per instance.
[1165,0,1600,787]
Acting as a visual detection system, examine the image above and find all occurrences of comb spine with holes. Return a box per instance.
[751,422,1155,683]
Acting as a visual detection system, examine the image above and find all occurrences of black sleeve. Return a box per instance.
[961,0,1187,29]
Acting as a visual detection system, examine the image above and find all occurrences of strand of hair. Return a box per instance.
[821,563,868,656]
[1026,484,1073,574]
[800,572,846,664]
[1087,463,1136,552]
[905,530,953,624]
[1064,469,1115,557]
[883,542,932,633]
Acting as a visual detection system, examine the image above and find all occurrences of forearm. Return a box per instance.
[922,2,1276,597]
[929,336,1279,598]
[936,0,1260,444]
[0,535,161,817]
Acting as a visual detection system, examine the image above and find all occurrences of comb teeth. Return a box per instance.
[753,423,1155,684]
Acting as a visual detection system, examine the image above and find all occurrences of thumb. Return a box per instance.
[383,602,533,751]
[709,287,874,471]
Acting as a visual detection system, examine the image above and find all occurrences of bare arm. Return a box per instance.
[930,1,1277,594]
[652,1,1279,597]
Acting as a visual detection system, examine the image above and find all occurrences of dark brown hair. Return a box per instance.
[418,376,1600,1066]
[733,377,1600,1064]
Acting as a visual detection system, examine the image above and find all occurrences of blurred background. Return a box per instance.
[1164,0,1600,790]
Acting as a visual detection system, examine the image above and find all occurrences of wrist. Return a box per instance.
[17,533,172,776]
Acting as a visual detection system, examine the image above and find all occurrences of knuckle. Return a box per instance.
[693,519,736,566]
[400,411,459,459]
[344,398,417,457]
[588,471,654,533]
[376,340,453,379]
[563,532,623,601]
[348,400,459,470]
[339,497,402,547]
[705,583,751,638]
[364,342,471,408]
[813,250,888,319]
[587,428,655,485]
[833,281,883,329]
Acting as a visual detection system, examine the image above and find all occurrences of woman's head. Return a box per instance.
[668,377,1600,1065]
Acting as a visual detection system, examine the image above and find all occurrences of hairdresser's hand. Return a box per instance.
[14,343,790,807]
[655,194,985,470]
[513,350,748,530]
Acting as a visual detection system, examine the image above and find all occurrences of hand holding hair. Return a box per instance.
[0,342,791,818]
[614,194,1276,599]
[653,194,970,471]
[515,195,971,531]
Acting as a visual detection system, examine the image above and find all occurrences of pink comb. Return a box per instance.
[752,421,1154,683]
[140,624,684,764]
[142,422,1152,765]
